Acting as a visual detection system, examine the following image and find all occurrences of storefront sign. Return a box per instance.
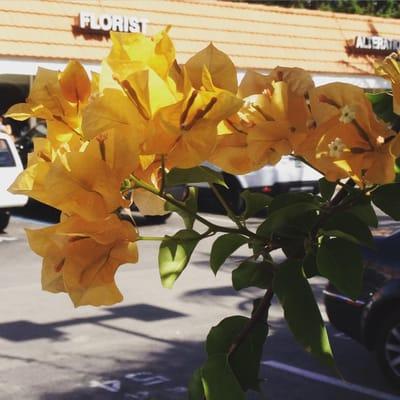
[79,11,149,34]
[354,36,400,52]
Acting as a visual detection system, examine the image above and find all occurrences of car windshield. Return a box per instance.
[0,139,16,167]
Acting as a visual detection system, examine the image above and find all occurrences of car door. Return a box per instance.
[0,133,27,208]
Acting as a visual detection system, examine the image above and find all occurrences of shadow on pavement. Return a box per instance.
[3,290,395,399]
[37,339,205,400]
[0,304,187,343]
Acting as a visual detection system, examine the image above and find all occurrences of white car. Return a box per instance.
[201,156,322,212]
[0,132,27,231]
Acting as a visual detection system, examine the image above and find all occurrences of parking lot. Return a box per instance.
[1,210,400,400]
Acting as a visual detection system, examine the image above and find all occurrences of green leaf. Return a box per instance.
[201,354,245,400]
[317,237,363,300]
[120,178,131,192]
[248,239,266,259]
[210,233,248,275]
[240,190,272,218]
[281,237,306,259]
[348,199,378,227]
[303,251,319,278]
[273,259,335,368]
[257,203,319,238]
[268,192,319,213]
[257,192,320,238]
[319,212,373,247]
[188,368,205,400]
[232,260,273,291]
[165,187,198,229]
[158,229,201,288]
[206,316,267,391]
[319,178,336,201]
[165,166,227,187]
[372,183,400,220]
[366,91,396,123]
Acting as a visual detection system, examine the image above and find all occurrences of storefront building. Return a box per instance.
[0,0,399,120]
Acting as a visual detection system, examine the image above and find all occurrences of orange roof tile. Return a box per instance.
[0,0,399,75]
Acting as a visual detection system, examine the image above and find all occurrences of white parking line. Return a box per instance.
[334,332,352,340]
[200,213,262,226]
[200,214,233,224]
[0,236,17,243]
[262,360,400,400]
[11,216,51,227]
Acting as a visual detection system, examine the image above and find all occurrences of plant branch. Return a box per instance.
[228,288,274,358]
[138,235,165,241]
[209,183,243,229]
[329,178,356,206]
[130,174,260,238]
[311,178,366,240]
[159,155,166,196]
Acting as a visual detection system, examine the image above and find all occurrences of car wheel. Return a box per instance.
[0,210,10,232]
[376,311,400,386]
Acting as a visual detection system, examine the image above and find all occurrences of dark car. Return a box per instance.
[14,122,47,168]
[324,231,400,385]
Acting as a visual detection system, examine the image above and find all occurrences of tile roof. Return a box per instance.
[0,0,399,75]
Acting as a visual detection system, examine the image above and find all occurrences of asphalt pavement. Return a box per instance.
[0,210,400,400]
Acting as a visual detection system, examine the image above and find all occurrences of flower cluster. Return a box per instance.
[7,28,400,306]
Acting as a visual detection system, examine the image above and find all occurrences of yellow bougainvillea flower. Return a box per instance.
[120,68,179,121]
[210,67,313,174]
[59,60,91,104]
[246,121,292,167]
[99,33,243,169]
[239,67,313,132]
[6,62,92,147]
[301,82,398,185]
[26,221,68,294]
[82,88,145,168]
[103,28,180,124]
[107,27,175,82]
[184,43,243,121]
[208,119,254,174]
[185,42,238,94]
[375,52,400,115]
[269,66,315,97]
[45,119,82,150]
[82,88,146,139]
[7,68,64,121]
[243,81,294,168]
[239,66,314,99]
[94,62,180,158]
[196,66,244,121]
[26,214,138,307]
[148,63,241,168]
[10,131,136,218]
[130,158,168,216]
[151,97,219,168]
[309,82,381,139]
[11,137,129,220]
[9,137,59,203]
[42,140,130,220]
[237,70,269,99]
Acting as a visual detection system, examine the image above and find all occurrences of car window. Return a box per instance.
[0,139,16,167]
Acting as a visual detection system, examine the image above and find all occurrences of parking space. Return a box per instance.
[1,214,400,399]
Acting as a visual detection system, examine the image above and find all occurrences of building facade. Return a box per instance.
[0,0,399,117]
